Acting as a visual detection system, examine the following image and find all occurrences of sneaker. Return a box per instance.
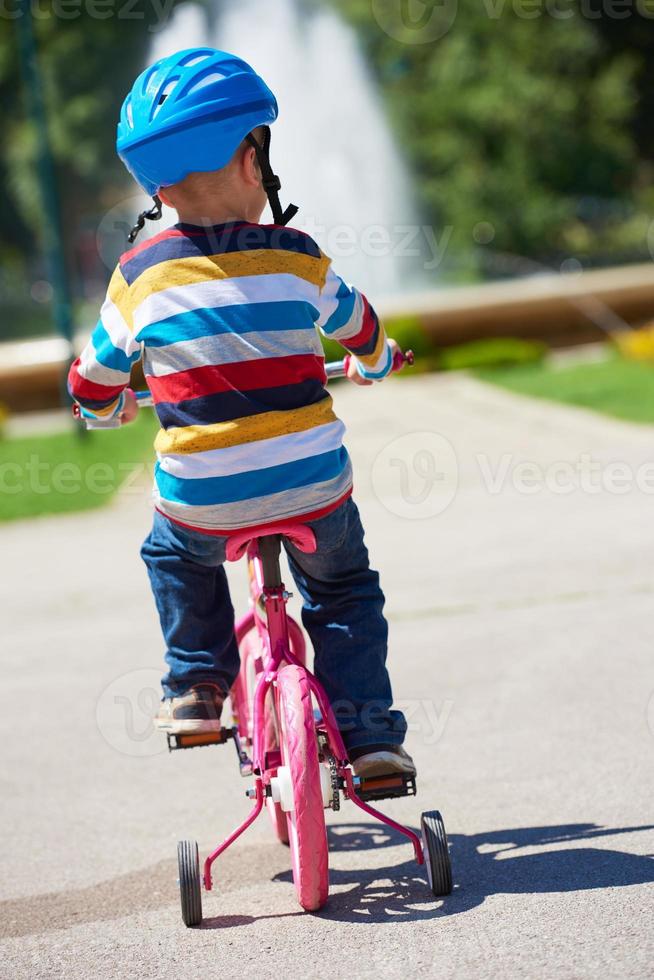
[351,744,417,780]
[154,683,224,735]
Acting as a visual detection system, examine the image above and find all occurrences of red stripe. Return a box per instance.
[147,354,326,405]
[68,359,125,403]
[120,228,190,265]
[120,221,312,266]
[155,487,352,538]
[342,293,378,351]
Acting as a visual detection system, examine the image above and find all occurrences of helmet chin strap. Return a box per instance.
[127,195,163,244]
[245,127,298,226]
[126,126,296,243]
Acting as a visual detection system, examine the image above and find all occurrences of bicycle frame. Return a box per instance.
[202,531,424,892]
[72,347,427,900]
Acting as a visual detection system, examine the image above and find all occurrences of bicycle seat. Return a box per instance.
[226,523,317,562]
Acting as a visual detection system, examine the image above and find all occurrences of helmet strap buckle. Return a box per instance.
[246,129,298,227]
[127,195,163,244]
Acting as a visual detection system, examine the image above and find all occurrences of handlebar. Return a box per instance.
[73,349,414,429]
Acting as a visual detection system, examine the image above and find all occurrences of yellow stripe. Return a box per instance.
[116,250,330,332]
[355,325,389,368]
[88,397,122,418]
[106,266,132,327]
[154,396,337,455]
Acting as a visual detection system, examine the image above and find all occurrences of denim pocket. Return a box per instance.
[307,499,353,555]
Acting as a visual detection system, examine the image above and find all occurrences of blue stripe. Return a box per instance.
[356,345,393,380]
[155,447,349,506]
[154,382,330,429]
[137,301,318,347]
[321,283,357,336]
[92,322,140,373]
[121,223,322,285]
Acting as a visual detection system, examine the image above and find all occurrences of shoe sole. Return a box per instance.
[154,717,223,735]
[354,760,417,779]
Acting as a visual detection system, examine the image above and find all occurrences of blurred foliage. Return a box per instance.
[0,2,186,339]
[612,322,654,362]
[477,350,654,423]
[3,0,654,345]
[437,337,547,370]
[0,409,158,521]
[334,0,654,271]
[1,6,184,258]
[321,318,546,373]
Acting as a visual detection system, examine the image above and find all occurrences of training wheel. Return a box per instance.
[177,839,203,927]
[420,810,453,897]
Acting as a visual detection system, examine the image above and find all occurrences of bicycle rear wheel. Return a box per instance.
[276,664,329,911]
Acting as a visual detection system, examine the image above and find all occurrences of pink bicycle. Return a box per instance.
[76,349,453,921]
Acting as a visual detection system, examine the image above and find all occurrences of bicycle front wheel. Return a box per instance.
[276,664,329,911]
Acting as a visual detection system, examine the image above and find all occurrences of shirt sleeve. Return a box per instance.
[67,265,142,419]
[314,262,392,381]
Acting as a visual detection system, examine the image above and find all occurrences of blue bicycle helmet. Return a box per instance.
[117,48,297,240]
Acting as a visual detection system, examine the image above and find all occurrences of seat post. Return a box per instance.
[258,535,283,588]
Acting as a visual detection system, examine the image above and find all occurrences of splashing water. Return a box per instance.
[147,0,420,297]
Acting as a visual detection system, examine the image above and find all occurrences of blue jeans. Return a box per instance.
[140,498,406,750]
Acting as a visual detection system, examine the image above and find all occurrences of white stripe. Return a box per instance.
[157,420,346,480]
[152,463,353,531]
[314,266,341,328]
[144,327,323,377]
[355,341,393,380]
[100,298,140,355]
[327,289,364,343]
[78,344,128,387]
[132,274,322,336]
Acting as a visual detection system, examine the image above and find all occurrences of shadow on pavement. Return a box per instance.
[2,822,652,936]
[303,821,654,923]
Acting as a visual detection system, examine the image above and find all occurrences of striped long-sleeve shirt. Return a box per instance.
[68,221,392,534]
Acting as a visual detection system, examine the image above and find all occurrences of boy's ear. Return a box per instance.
[242,143,262,187]
[158,188,172,207]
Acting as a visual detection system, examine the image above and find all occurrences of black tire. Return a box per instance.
[420,810,453,897]
[177,839,202,926]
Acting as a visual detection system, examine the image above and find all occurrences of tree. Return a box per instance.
[335,0,651,272]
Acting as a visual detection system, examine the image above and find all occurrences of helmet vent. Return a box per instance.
[180,52,212,67]
[185,71,229,95]
[151,78,179,119]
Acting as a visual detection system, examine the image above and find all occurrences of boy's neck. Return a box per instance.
[174,205,254,227]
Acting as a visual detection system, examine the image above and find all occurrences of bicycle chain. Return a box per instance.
[328,755,340,811]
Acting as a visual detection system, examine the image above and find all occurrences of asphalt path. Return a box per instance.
[1,374,653,979]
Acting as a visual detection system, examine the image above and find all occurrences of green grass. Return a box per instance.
[0,411,159,522]
[476,353,654,425]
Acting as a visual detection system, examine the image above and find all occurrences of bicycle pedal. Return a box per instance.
[356,773,417,802]
[166,727,232,751]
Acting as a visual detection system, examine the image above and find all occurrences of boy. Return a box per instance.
[69,47,415,780]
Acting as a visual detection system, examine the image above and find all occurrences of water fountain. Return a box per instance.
[147,0,420,297]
